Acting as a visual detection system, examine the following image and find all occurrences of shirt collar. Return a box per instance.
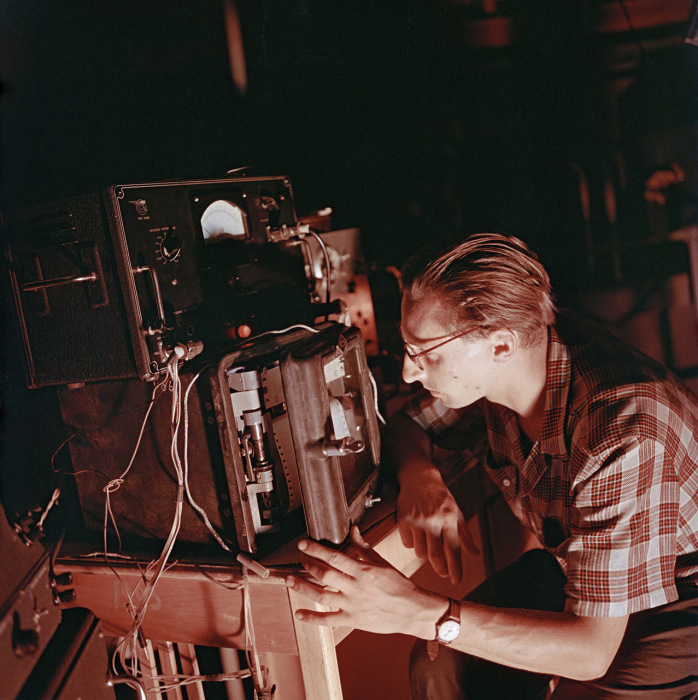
[538,325,571,459]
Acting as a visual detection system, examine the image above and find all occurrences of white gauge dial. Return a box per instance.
[200,199,248,243]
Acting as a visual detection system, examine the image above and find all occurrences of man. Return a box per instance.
[285,233,698,698]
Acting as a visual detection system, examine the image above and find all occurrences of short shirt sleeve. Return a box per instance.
[564,435,680,617]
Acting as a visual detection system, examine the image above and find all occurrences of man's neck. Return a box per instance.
[496,339,549,442]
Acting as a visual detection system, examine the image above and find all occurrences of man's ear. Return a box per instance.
[490,329,517,362]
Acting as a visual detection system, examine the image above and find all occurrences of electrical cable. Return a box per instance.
[368,368,386,426]
[39,346,263,691]
[108,363,185,678]
[146,669,253,693]
[103,374,169,553]
[190,557,244,590]
[130,361,185,625]
[180,366,271,695]
[50,393,166,478]
[34,385,169,543]
[242,570,273,699]
[101,375,172,663]
[107,674,147,700]
[36,487,61,531]
[250,322,321,342]
[182,367,236,554]
[309,229,332,306]
[105,352,256,691]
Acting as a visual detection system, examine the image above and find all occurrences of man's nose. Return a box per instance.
[402,354,423,383]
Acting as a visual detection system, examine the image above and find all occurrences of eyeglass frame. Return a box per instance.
[397,323,474,371]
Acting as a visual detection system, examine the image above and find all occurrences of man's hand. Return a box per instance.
[286,530,630,682]
[286,526,446,639]
[397,464,478,584]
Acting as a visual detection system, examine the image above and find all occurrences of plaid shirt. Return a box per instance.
[403,314,698,617]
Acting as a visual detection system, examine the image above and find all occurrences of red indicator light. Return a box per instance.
[237,324,252,338]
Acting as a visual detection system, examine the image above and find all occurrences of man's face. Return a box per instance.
[399,296,499,408]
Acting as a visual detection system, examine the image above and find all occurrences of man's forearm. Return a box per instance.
[383,411,438,484]
[428,601,628,681]
[289,533,630,683]
[383,410,477,580]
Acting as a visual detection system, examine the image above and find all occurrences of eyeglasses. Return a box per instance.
[397,324,473,371]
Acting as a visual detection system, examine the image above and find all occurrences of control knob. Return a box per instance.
[157,228,182,263]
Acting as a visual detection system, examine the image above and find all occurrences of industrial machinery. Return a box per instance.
[5,175,381,555]
[4,176,320,387]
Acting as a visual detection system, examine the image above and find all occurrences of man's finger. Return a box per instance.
[286,577,345,626]
[346,526,385,565]
[411,527,429,561]
[292,607,345,626]
[442,529,464,584]
[297,537,388,581]
[397,519,415,549]
[298,552,357,593]
[458,518,480,555]
[296,539,361,576]
[426,530,448,578]
[285,573,341,605]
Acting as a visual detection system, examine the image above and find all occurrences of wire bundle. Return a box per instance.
[101,353,274,697]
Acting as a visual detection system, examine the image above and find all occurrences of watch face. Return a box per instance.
[437,620,460,643]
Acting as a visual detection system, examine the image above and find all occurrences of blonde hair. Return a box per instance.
[401,233,556,347]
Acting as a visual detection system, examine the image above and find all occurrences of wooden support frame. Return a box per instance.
[53,460,485,698]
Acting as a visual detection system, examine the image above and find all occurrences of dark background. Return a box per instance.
[0,0,696,531]
[1,1,695,270]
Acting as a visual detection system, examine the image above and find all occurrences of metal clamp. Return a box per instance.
[322,437,365,457]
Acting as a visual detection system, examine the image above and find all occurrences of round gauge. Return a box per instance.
[200,199,248,243]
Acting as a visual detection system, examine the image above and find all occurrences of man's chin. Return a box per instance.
[431,391,469,409]
[431,391,453,406]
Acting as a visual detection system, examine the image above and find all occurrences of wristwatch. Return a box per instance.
[427,597,461,661]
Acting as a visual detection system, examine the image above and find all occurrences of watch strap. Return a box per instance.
[427,597,460,661]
